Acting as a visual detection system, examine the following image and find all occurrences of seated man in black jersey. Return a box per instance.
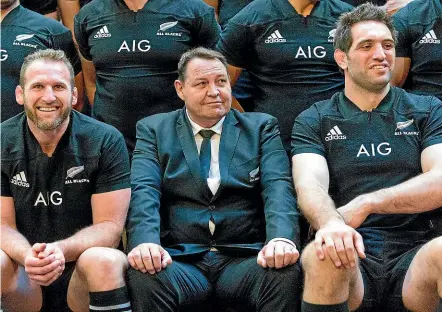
[126,47,301,311]
[1,49,131,312]
[292,4,442,312]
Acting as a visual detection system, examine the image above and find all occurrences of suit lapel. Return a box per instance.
[176,109,213,201]
[212,111,240,201]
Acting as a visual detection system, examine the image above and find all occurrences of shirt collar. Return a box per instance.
[186,110,225,136]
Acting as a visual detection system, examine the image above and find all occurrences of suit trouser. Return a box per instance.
[127,251,302,312]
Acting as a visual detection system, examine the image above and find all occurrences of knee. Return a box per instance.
[301,243,354,281]
[76,247,128,281]
[422,237,442,271]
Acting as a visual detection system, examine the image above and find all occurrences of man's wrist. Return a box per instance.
[268,238,296,247]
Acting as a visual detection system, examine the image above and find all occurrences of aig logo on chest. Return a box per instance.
[118,40,151,52]
[34,191,62,206]
[357,142,391,157]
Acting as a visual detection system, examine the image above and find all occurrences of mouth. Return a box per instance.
[370,64,389,70]
[37,106,58,112]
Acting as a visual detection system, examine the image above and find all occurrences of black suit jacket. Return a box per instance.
[126,108,299,257]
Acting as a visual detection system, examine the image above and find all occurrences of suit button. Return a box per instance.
[209,205,215,210]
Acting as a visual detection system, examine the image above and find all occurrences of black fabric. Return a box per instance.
[393,0,442,100]
[301,301,348,312]
[1,111,130,245]
[21,0,57,15]
[89,286,131,312]
[1,5,81,121]
[292,87,442,230]
[74,0,220,153]
[216,0,353,151]
[40,263,75,312]
[127,252,302,312]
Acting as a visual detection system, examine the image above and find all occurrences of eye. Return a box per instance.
[53,85,66,90]
[217,79,227,84]
[383,42,394,50]
[32,84,44,89]
[196,81,207,87]
[360,44,371,50]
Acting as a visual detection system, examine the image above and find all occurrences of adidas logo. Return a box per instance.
[325,126,346,141]
[265,30,286,44]
[419,30,440,44]
[94,26,111,39]
[10,171,30,188]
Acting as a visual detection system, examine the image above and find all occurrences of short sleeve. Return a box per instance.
[193,7,221,49]
[1,171,11,197]
[291,107,326,157]
[393,8,411,58]
[422,97,442,149]
[51,29,82,75]
[74,14,92,61]
[93,130,131,193]
[216,19,254,68]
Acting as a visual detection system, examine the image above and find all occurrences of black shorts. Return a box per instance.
[355,229,432,312]
[40,263,75,312]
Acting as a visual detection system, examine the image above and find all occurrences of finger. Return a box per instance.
[149,246,162,272]
[38,244,56,259]
[29,265,63,286]
[290,248,300,265]
[264,243,276,268]
[141,248,156,275]
[343,234,357,267]
[160,249,172,268]
[257,247,267,268]
[334,236,350,268]
[353,232,366,259]
[127,251,138,270]
[314,233,325,260]
[31,243,46,256]
[273,243,285,269]
[25,254,56,268]
[131,249,147,273]
[323,236,341,268]
[25,259,61,275]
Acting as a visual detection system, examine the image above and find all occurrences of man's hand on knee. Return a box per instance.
[314,220,366,269]
[25,243,65,286]
[257,241,299,269]
[128,243,172,274]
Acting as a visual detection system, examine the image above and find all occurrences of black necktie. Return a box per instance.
[199,130,215,180]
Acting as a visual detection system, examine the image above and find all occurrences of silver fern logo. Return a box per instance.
[66,166,84,179]
[395,119,414,131]
[159,21,178,31]
[249,167,260,182]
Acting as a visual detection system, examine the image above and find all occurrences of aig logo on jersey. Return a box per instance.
[10,171,30,188]
[394,119,419,136]
[325,126,346,141]
[65,165,90,184]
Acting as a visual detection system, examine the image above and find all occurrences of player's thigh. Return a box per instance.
[1,249,42,312]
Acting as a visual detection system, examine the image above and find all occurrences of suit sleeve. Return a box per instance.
[259,117,300,247]
[126,119,163,251]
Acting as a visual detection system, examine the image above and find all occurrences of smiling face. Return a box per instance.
[15,60,77,132]
[174,57,231,128]
[335,20,395,93]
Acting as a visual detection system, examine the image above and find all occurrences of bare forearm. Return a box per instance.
[296,184,343,230]
[1,225,31,266]
[58,0,80,36]
[365,170,442,215]
[55,221,122,262]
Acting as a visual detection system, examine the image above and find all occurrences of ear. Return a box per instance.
[15,85,24,106]
[174,79,185,101]
[71,87,78,107]
[334,49,348,71]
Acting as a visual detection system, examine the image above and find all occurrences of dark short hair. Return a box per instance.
[20,49,75,89]
[177,47,229,82]
[334,3,397,53]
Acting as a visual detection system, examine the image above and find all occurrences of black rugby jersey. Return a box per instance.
[393,0,442,100]
[1,5,81,121]
[292,87,442,232]
[1,111,130,244]
[74,0,220,152]
[217,0,352,151]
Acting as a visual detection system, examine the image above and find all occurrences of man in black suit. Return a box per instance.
[126,47,301,311]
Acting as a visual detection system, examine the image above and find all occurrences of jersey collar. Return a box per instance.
[338,87,396,118]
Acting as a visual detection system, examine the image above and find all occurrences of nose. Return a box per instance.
[207,82,220,97]
[42,86,56,102]
[372,43,386,60]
